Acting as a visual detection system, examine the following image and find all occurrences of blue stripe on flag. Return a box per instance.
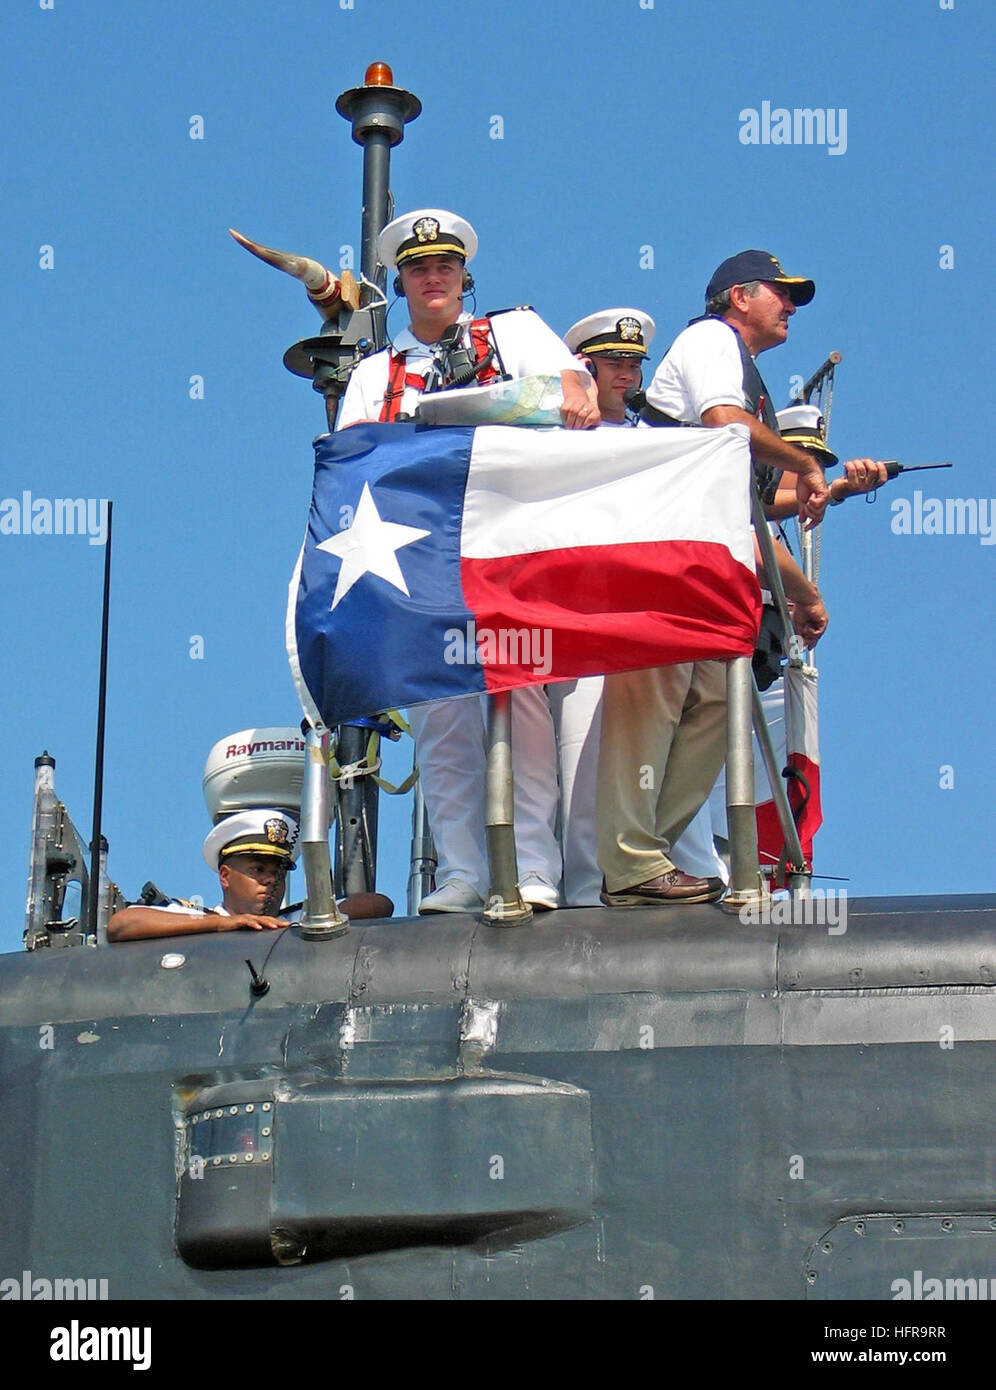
[294,423,486,726]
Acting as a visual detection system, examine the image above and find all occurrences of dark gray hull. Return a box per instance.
[2,894,995,1300]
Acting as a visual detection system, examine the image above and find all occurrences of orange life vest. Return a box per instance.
[379,319,499,422]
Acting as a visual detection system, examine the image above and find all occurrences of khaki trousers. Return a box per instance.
[596,660,728,892]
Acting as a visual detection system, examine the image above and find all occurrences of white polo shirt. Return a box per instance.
[645,318,747,424]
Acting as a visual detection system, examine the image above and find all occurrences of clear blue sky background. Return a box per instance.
[1,0,991,954]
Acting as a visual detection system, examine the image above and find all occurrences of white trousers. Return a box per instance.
[408,687,562,899]
[546,677,604,906]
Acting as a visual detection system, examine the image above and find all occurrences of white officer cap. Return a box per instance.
[776,404,838,467]
[378,208,478,269]
[776,404,823,436]
[203,808,301,872]
[564,308,655,358]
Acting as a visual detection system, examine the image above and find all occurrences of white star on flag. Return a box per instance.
[317,481,430,611]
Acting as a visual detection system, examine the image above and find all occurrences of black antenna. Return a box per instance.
[87,500,113,943]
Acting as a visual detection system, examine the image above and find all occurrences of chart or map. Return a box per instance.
[414,375,564,427]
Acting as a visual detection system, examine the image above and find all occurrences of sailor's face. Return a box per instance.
[593,354,643,409]
[219,853,286,915]
[743,281,796,349]
[399,254,464,320]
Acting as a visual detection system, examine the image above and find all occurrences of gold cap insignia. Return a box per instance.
[618,317,641,342]
[264,817,290,847]
[414,216,440,244]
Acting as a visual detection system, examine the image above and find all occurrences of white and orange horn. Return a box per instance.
[228,228,360,318]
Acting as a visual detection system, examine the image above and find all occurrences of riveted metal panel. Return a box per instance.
[806,1214,996,1301]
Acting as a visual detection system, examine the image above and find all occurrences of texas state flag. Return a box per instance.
[287,422,761,729]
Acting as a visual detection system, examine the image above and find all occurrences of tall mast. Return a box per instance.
[246,66,422,907]
[328,66,420,898]
[335,62,421,348]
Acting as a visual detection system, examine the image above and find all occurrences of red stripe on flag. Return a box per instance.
[460,538,761,690]
[756,752,823,883]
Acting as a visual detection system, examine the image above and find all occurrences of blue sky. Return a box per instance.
[1,0,991,953]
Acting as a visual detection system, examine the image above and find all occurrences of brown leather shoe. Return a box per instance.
[600,871,725,907]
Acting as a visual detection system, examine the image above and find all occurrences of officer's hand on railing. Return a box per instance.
[789,595,829,649]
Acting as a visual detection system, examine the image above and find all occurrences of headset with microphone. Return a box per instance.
[588,359,647,422]
[384,266,479,376]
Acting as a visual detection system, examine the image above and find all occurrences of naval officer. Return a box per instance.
[337,209,598,913]
[107,809,392,940]
[337,208,598,429]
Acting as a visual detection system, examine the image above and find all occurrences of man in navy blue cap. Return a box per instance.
[597,252,829,906]
[644,249,831,520]
[597,251,886,905]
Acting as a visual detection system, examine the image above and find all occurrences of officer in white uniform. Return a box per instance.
[107,809,392,940]
[337,209,597,429]
[337,209,599,913]
[549,310,728,906]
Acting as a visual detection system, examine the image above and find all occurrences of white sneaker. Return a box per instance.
[418,880,486,914]
[518,873,560,912]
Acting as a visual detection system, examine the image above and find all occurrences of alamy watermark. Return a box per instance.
[0,492,109,545]
[739,102,847,156]
[891,491,995,545]
[443,620,552,677]
[893,1270,996,1300]
[1,1269,108,1299]
[739,888,847,935]
[50,1320,151,1370]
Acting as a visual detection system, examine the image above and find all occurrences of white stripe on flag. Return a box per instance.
[786,663,820,765]
[460,422,755,570]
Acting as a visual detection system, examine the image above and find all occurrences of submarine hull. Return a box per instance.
[1,893,994,1300]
